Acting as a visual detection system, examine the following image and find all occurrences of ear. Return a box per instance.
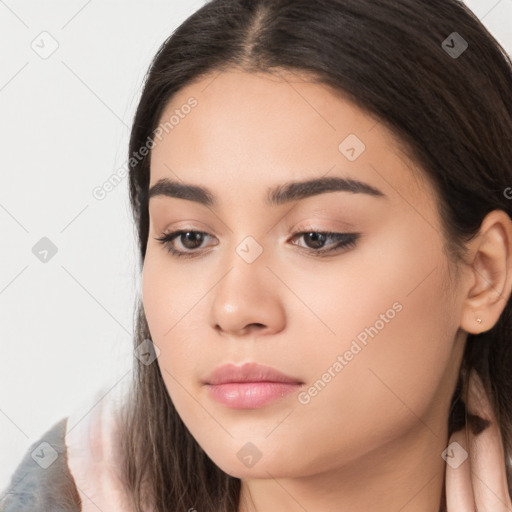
[460,210,512,335]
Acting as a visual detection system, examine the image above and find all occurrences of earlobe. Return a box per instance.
[459,210,512,335]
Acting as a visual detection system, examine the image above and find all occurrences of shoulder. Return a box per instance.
[0,416,81,512]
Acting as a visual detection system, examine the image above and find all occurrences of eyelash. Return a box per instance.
[154,228,360,259]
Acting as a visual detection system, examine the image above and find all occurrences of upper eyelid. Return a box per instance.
[161,226,350,237]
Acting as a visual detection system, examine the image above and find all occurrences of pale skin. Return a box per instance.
[141,68,512,511]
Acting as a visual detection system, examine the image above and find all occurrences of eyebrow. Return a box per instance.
[147,175,386,207]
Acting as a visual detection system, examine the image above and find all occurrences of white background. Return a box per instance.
[0,0,511,491]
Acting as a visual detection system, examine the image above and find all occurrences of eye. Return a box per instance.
[154,228,360,259]
[155,230,215,259]
[289,229,359,255]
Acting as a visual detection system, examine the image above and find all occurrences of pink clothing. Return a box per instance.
[64,379,136,511]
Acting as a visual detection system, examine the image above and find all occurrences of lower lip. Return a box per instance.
[206,382,301,409]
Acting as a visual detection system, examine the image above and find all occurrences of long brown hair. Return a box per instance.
[120,1,512,510]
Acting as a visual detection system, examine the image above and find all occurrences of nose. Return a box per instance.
[209,258,286,338]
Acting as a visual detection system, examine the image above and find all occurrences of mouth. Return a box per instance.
[203,362,304,409]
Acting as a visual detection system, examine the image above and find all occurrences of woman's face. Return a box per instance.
[142,69,467,480]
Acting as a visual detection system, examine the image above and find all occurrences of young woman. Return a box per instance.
[2,0,512,511]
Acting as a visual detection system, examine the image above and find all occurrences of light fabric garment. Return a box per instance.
[64,377,136,512]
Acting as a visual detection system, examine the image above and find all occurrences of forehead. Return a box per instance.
[148,68,432,210]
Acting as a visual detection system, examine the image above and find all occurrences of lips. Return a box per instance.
[203,362,304,409]
[203,362,303,385]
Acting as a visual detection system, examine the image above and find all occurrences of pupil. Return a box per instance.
[306,232,325,249]
[183,232,203,249]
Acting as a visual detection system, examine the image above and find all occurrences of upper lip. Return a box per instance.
[204,362,303,385]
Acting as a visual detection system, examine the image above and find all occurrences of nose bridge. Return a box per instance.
[219,232,269,294]
[218,202,270,269]
[234,233,266,266]
[209,229,286,335]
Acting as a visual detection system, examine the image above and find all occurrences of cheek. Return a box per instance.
[141,251,207,384]
[286,226,457,447]
[140,251,187,361]
[333,268,456,462]
[141,253,168,336]
[142,247,202,326]
[343,225,454,379]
